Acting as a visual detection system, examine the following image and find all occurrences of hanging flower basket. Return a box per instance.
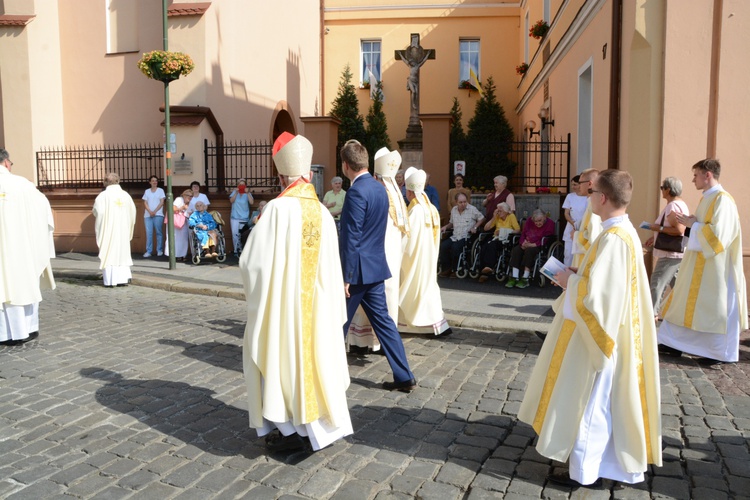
[516,63,529,76]
[529,20,550,40]
[137,50,195,83]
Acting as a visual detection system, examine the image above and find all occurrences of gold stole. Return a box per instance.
[278,180,322,423]
[408,194,440,240]
[576,204,593,251]
[533,226,654,463]
[661,191,728,328]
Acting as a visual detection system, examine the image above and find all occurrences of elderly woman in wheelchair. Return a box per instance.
[505,209,556,289]
[478,202,520,282]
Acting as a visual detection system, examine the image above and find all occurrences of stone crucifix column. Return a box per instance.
[395,33,436,148]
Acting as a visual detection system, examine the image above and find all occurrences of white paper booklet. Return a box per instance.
[540,255,567,288]
[639,221,652,230]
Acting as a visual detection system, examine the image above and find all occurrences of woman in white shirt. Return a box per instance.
[142,175,166,257]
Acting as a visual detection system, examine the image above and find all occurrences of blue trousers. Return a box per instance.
[344,281,415,383]
[144,216,164,254]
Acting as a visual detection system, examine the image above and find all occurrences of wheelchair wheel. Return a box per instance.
[456,267,468,279]
[495,271,508,283]
[192,255,201,265]
[468,238,483,279]
[216,253,227,263]
[547,240,565,262]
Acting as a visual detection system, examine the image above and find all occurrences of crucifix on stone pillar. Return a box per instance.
[395,34,435,142]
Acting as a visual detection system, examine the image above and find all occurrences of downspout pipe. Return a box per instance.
[607,0,623,169]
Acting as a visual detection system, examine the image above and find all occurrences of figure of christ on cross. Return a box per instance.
[395,34,436,119]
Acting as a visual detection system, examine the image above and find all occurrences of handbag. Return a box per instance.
[653,213,684,253]
[172,212,186,229]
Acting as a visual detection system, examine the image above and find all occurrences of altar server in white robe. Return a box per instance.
[347,147,409,352]
[398,167,451,336]
[571,169,602,268]
[519,170,662,488]
[93,173,136,287]
[0,148,56,345]
[659,158,747,365]
[241,132,352,453]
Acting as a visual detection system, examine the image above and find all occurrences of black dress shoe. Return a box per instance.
[438,328,453,337]
[19,332,39,343]
[264,431,309,452]
[696,357,725,367]
[547,471,602,489]
[535,331,547,341]
[0,339,21,346]
[383,378,417,392]
[658,344,682,357]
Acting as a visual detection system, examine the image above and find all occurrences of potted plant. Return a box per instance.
[360,80,371,89]
[458,79,477,90]
[137,50,195,83]
[516,63,529,76]
[529,20,550,40]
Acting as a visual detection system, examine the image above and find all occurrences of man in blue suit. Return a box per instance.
[339,140,417,392]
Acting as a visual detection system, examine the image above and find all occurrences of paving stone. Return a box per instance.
[329,479,379,500]
[435,459,480,488]
[415,480,463,500]
[651,476,690,499]
[48,462,97,486]
[298,468,346,498]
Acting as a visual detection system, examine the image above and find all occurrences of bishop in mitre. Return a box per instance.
[346,147,410,353]
[240,132,352,453]
[398,167,451,336]
[92,172,136,287]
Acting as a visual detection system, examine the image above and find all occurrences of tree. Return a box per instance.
[465,76,515,190]
[449,97,467,170]
[364,81,391,170]
[330,64,367,177]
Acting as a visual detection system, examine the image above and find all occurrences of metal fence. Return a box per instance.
[204,139,278,192]
[509,133,571,192]
[36,144,163,190]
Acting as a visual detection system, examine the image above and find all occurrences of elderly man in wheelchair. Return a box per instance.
[438,193,485,278]
[505,209,556,289]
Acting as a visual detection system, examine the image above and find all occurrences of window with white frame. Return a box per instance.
[361,40,381,86]
[459,39,480,85]
[106,0,138,54]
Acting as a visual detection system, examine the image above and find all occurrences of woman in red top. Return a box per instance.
[505,209,555,288]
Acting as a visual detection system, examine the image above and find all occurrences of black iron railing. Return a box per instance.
[204,139,278,192]
[509,133,571,192]
[36,144,163,190]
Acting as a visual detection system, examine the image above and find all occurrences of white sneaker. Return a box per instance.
[143,252,152,258]
[157,252,164,257]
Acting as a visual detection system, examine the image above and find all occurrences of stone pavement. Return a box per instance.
[1,278,749,499]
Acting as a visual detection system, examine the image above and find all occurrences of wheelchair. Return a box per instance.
[491,222,565,287]
[438,230,479,279]
[188,211,227,265]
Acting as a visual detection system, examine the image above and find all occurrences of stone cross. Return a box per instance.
[395,34,435,129]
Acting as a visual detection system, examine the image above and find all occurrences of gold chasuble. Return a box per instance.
[519,219,662,474]
[241,180,350,436]
[661,189,747,334]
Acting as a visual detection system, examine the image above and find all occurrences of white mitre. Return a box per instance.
[374,147,402,179]
[404,166,426,194]
[273,132,313,177]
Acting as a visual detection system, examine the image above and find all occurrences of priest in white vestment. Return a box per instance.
[93,173,136,287]
[571,169,602,268]
[241,133,352,453]
[347,147,409,352]
[0,149,56,345]
[519,170,662,488]
[659,159,747,365]
[398,167,451,336]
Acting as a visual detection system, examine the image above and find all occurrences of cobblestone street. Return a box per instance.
[1,280,749,499]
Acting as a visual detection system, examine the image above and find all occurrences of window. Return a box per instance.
[459,39,480,85]
[361,40,381,86]
[106,0,138,54]
[524,12,529,64]
[544,0,551,23]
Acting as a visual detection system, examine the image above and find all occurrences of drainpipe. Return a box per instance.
[320,0,326,116]
[607,0,623,170]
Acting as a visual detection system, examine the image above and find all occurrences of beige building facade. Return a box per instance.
[2,0,750,282]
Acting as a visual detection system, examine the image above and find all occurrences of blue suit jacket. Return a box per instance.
[339,173,391,285]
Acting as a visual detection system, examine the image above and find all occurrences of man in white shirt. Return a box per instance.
[438,193,484,278]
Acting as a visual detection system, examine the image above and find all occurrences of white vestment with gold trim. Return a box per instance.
[0,165,56,341]
[398,194,449,335]
[93,184,136,286]
[571,199,602,268]
[519,216,662,484]
[347,178,409,349]
[658,185,747,362]
[241,183,352,450]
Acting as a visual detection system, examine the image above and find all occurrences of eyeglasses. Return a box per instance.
[660,185,668,190]
[4,160,12,167]
[587,188,601,194]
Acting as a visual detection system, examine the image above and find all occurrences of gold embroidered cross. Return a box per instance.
[303,220,320,247]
